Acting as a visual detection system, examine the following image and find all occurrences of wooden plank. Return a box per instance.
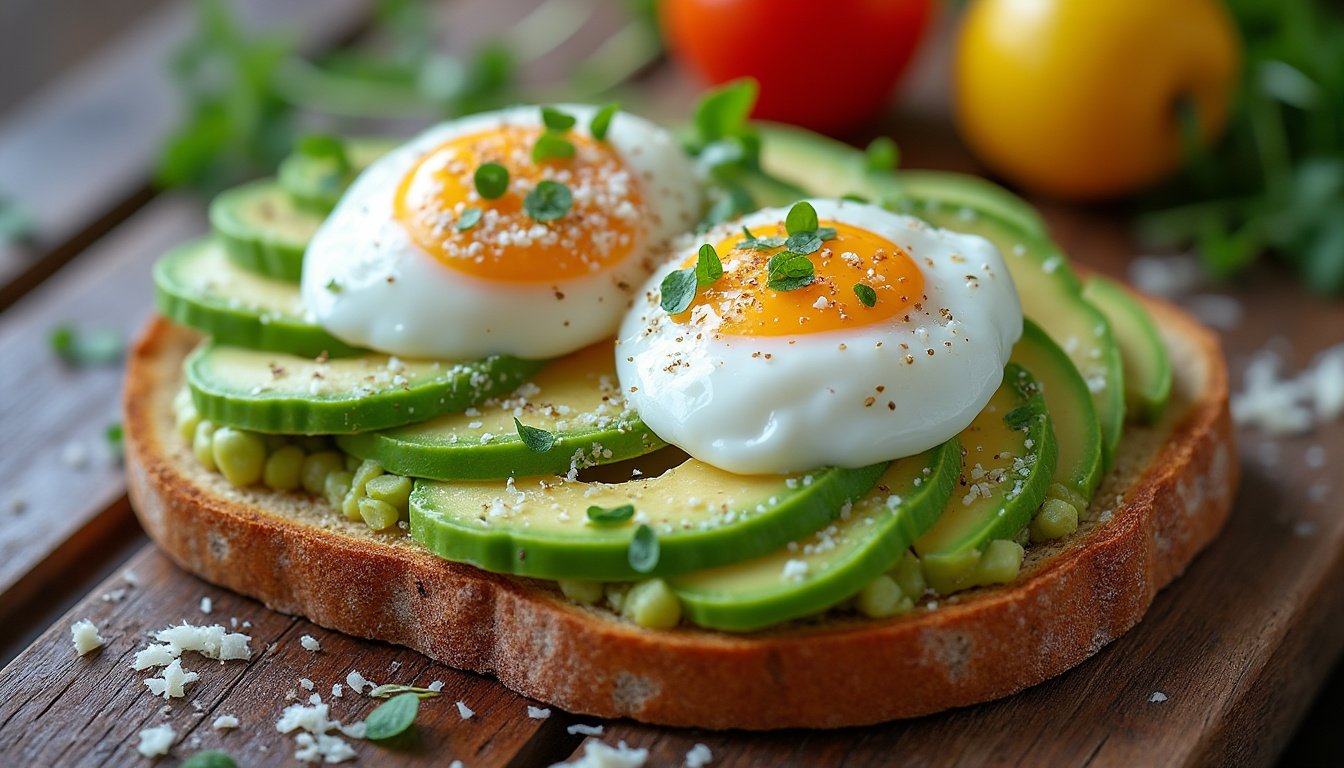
[0,546,583,766]
[0,0,370,311]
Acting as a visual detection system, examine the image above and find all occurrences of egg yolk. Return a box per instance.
[394,125,643,282]
[673,221,924,336]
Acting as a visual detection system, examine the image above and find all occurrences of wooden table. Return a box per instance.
[1,2,1341,765]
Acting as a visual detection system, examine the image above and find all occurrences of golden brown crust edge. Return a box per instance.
[123,296,1236,731]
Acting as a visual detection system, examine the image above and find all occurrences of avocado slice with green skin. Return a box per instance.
[753,121,1048,238]
[1010,319,1103,502]
[409,459,888,582]
[670,438,960,632]
[749,128,1125,470]
[337,342,666,480]
[1082,276,1173,424]
[186,342,543,435]
[209,179,323,282]
[278,136,399,215]
[913,364,1058,595]
[154,238,364,359]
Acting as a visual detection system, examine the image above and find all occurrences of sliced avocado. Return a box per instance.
[1082,276,1173,423]
[670,438,960,632]
[278,136,399,214]
[913,364,1058,595]
[186,342,543,435]
[1009,319,1103,501]
[753,121,1047,237]
[750,128,1125,469]
[209,179,323,282]
[409,458,887,581]
[154,238,363,359]
[337,342,665,479]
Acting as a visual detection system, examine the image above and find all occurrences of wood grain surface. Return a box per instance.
[0,0,1341,765]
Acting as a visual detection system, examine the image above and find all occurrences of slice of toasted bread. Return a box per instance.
[123,294,1235,730]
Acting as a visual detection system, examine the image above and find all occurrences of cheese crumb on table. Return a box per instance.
[145,659,200,699]
[199,597,212,614]
[276,701,357,764]
[685,743,713,768]
[212,714,240,731]
[552,740,648,768]
[345,670,372,694]
[136,724,176,758]
[300,677,315,691]
[1149,691,1169,703]
[300,634,322,652]
[70,618,105,656]
[427,680,445,692]
[567,723,604,736]
[527,705,551,719]
[456,700,474,719]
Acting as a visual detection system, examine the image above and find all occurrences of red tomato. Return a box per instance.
[659,0,933,134]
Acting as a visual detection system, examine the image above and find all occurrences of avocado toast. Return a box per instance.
[123,106,1236,729]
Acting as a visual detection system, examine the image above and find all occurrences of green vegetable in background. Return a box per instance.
[1139,0,1344,294]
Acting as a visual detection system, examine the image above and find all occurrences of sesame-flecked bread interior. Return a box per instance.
[124,292,1236,729]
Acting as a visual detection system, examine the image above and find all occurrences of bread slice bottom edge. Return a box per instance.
[123,295,1237,730]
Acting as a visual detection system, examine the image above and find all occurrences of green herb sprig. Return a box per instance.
[524,180,572,221]
[365,691,420,741]
[473,162,509,199]
[587,504,635,524]
[514,417,556,452]
[628,524,660,573]
[660,243,723,313]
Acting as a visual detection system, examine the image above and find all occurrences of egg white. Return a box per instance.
[300,104,701,360]
[615,200,1024,475]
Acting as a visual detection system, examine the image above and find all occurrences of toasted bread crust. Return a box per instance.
[124,295,1235,730]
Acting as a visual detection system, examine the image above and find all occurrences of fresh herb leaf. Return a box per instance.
[738,226,785,251]
[473,162,509,199]
[693,79,758,144]
[541,106,576,132]
[1003,405,1036,431]
[701,184,755,230]
[523,180,572,221]
[589,102,619,141]
[695,244,723,286]
[815,226,837,241]
[182,752,237,768]
[106,422,125,462]
[785,232,823,255]
[865,136,899,173]
[514,417,556,453]
[766,253,815,291]
[587,504,635,524]
[841,192,870,203]
[325,278,343,293]
[532,132,576,163]
[659,268,698,313]
[296,134,350,172]
[628,524,660,573]
[785,201,818,235]
[456,207,483,231]
[50,326,123,367]
[853,283,877,307]
[368,683,442,699]
[0,196,34,243]
[365,691,420,741]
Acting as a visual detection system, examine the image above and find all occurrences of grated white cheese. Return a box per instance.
[61,441,89,470]
[152,622,252,662]
[345,670,372,694]
[567,723,604,736]
[212,715,240,731]
[331,684,344,699]
[527,705,552,719]
[427,680,445,692]
[199,597,212,614]
[70,618,105,656]
[550,739,648,768]
[294,732,357,764]
[456,700,474,719]
[144,658,200,699]
[136,724,176,758]
[781,559,809,582]
[1232,343,1344,435]
[1148,691,1168,703]
[684,742,714,768]
[276,701,357,764]
[300,678,315,691]
[133,644,177,671]
[300,634,322,652]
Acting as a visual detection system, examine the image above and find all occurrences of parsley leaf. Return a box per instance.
[325,278,343,293]
[766,252,815,292]
[628,524,660,573]
[587,504,635,524]
[865,136,899,173]
[523,180,572,221]
[50,326,123,367]
[296,134,350,173]
[106,422,125,463]
[455,207,483,231]
[739,226,785,251]
[589,102,619,141]
[785,201,819,235]
[693,79,758,145]
[365,692,419,741]
[659,268,698,313]
[784,232,823,255]
[695,244,723,286]
[182,752,237,768]
[853,283,877,307]
[532,132,576,163]
[514,417,556,452]
[1003,405,1036,431]
[473,162,509,199]
[541,106,576,131]
[815,226,838,241]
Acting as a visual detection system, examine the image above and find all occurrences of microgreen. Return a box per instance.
[785,232,823,255]
[853,283,877,307]
[628,524,660,573]
[296,134,350,172]
[514,417,556,452]
[865,136,899,173]
[50,325,123,367]
[693,79,758,145]
[587,504,635,524]
[738,226,785,251]
[364,692,420,741]
[589,102,619,141]
[785,202,819,235]
[841,193,871,203]
[455,207,483,231]
[695,244,723,286]
[106,422,125,462]
[368,684,442,699]
[532,132,576,163]
[1003,405,1036,431]
[325,278,343,293]
[473,162,509,199]
[766,252,815,292]
[659,268,698,313]
[523,180,572,221]
[541,106,577,131]
[182,752,237,768]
